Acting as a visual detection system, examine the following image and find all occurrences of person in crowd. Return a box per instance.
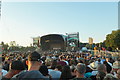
[69,59,77,70]
[73,63,91,80]
[39,65,52,80]
[58,55,68,66]
[116,69,120,79]
[2,48,120,80]
[54,65,62,72]
[78,57,85,63]
[103,61,112,73]
[50,59,58,70]
[88,61,98,77]
[2,60,25,80]
[70,65,76,78]
[85,65,93,78]
[60,65,72,80]
[105,57,112,67]
[45,58,53,69]
[109,57,115,65]
[103,73,118,80]
[102,62,118,80]
[11,51,47,80]
[95,58,102,65]
[22,58,28,70]
[96,64,107,80]
[69,60,76,67]
[2,60,10,72]
[101,56,106,64]
[1,69,8,76]
[49,65,62,80]
[111,60,120,77]
[0,67,2,80]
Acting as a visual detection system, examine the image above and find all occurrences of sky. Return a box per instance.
[0,1,118,46]
[2,0,119,2]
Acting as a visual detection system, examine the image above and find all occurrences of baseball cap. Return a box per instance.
[28,51,41,62]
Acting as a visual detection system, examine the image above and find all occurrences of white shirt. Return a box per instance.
[2,69,8,76]
[91,70,98,76]
[107,62,112,67]
[48,69,61,78]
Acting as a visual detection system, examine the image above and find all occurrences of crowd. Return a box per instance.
[1,50,120,80]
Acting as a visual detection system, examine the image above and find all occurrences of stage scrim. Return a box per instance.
[40,34,67,51]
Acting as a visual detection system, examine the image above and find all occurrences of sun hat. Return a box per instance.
[88,61,98,70]
[112,61,120,69]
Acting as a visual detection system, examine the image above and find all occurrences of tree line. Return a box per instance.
[80,29,120,51]
[1,29,120,52]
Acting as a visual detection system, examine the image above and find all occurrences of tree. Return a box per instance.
[1,41,4,45]
[85,43,95,50]
[0,42,9,52]
[10,41,16,46]
[105,30,120,50]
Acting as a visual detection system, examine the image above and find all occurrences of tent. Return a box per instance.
[81,47,88,51]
